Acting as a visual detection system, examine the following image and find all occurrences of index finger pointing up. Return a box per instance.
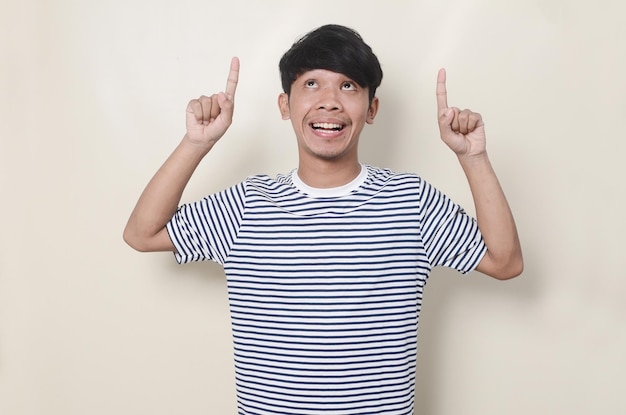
[436,68,448,111]
[225,57,240,100]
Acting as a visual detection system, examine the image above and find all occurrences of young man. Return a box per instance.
[124,24,522,415]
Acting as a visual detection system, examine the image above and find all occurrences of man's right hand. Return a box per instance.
[123,57,240,253]
[184,57,240,147]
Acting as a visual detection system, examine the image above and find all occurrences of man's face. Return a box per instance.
[278,69,378,164]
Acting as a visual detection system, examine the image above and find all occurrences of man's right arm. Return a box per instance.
[123,58,240,252]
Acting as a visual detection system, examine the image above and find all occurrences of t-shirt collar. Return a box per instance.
[291,164,367,198]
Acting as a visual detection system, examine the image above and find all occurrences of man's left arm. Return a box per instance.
[436,69,523,280]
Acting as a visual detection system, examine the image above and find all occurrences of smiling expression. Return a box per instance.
[279,69,379,165]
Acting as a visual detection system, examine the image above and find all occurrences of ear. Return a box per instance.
[278,93,290,120]
[366,97,379,124]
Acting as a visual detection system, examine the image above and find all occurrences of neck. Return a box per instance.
[296,159,362,188]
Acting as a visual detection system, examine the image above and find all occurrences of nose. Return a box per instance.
[317,87,342,111]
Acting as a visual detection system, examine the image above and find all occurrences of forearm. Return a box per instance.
[458,152,523,279]
[123,135,214,252]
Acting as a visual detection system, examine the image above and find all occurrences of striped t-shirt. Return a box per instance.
[167,164,486,415]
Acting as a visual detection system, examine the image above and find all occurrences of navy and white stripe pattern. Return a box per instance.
[167,165,485,415]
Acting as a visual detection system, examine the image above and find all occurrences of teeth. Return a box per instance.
[312,123,342,130]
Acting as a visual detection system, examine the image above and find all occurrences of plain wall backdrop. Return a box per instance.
[1,0,625,414]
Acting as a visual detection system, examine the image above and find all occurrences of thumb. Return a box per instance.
[217,92,234,119]
[438,107,454,129]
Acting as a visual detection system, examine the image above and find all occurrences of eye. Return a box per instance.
[341,81,356,90]
[305,80,318,88]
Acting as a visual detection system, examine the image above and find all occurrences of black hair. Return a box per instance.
[279,24,383,102]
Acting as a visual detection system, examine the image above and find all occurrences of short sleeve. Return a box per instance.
[166,182,246,265]
[418,179,486,274]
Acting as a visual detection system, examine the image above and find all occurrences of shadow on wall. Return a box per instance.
[413,250,540,414]
[358,88,403,170]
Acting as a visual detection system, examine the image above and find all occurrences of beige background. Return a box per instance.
[1,0,625,414]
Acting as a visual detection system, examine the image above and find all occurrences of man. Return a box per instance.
[124,24,522,415]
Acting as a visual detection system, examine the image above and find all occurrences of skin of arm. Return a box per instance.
[123,58,240,252]
[436,69,523,280]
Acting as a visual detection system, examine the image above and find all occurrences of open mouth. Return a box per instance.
[311,122,344,132]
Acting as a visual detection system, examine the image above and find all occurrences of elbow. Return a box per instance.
[480,250,524,280]
[123,226,149,252]
[492,256,524,280]
[123,223,172,253]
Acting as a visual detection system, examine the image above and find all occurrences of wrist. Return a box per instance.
[181,134,216,156]
[457,151,494,176]
[457,150,489,164]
